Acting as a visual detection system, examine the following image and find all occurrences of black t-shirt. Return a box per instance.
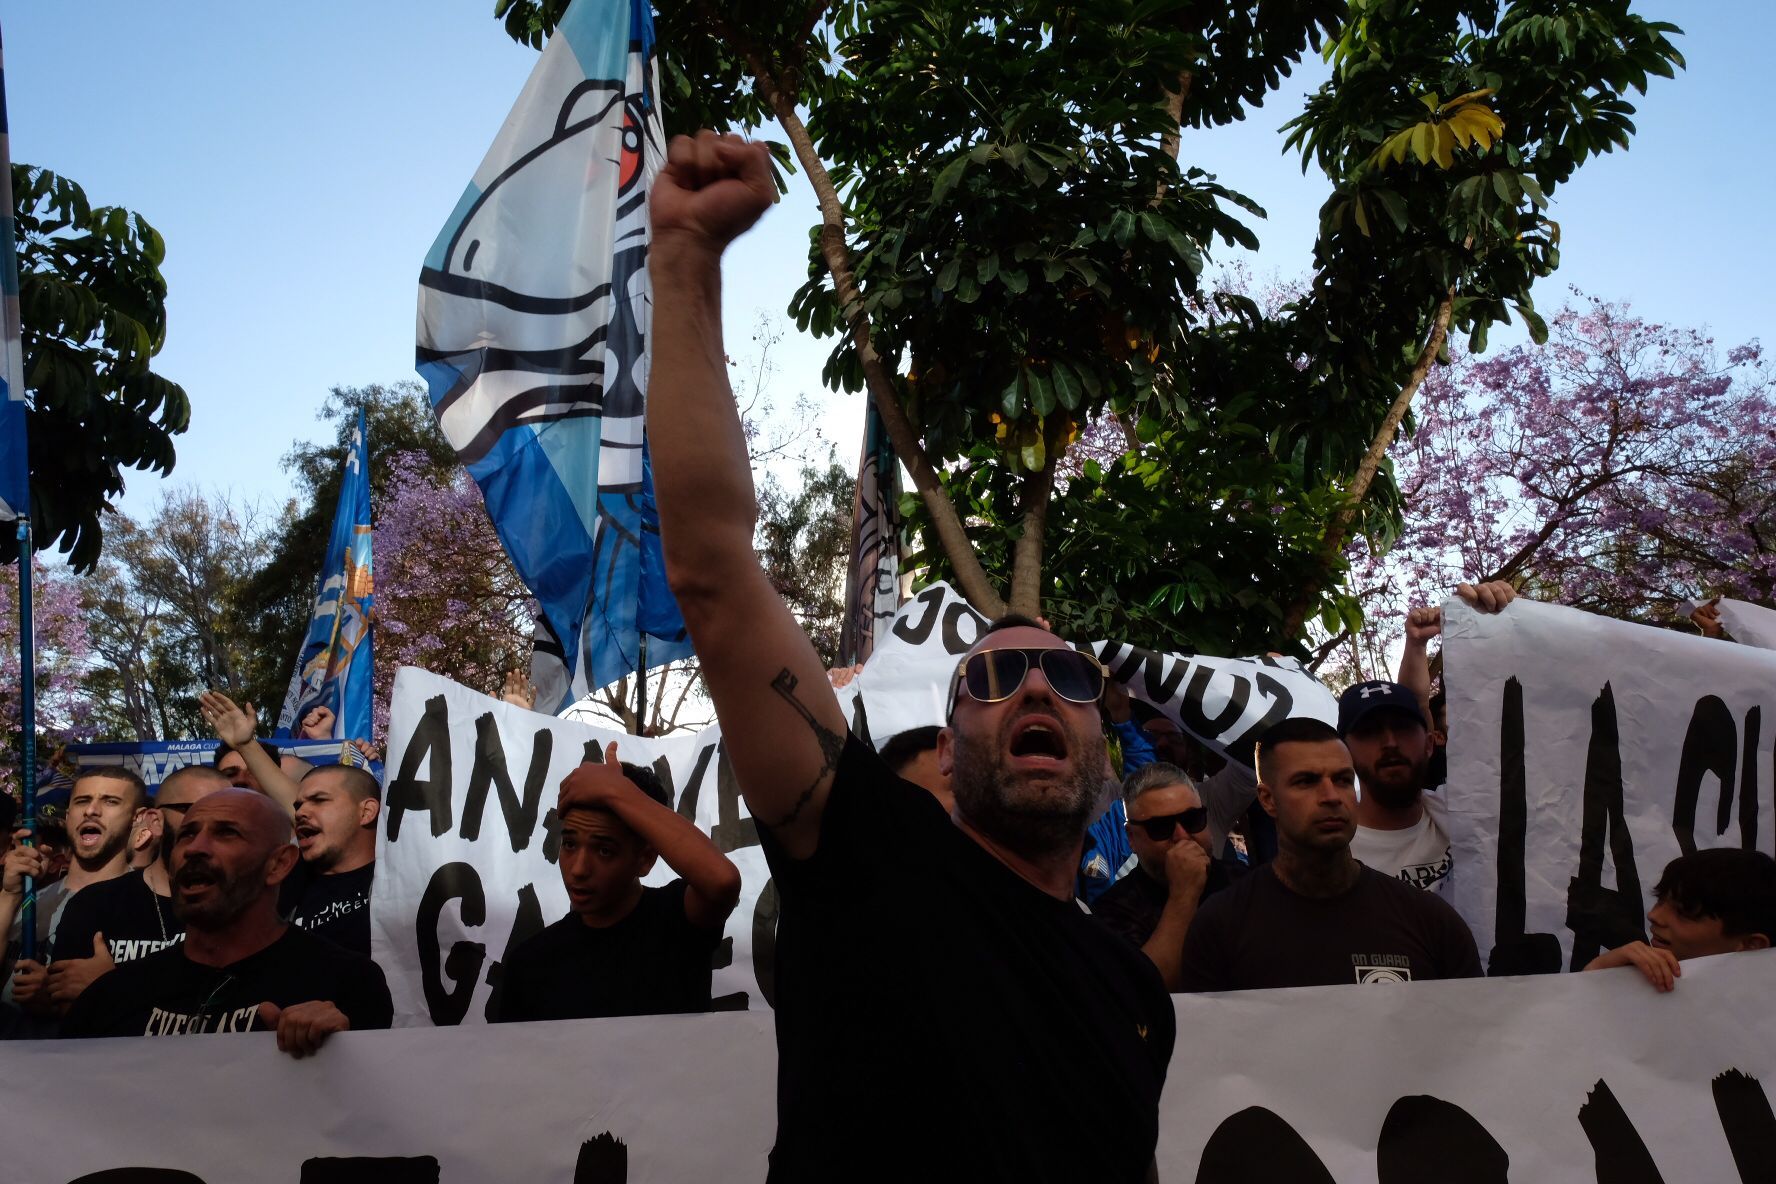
[279,861,375,956]
[1092,858,1232,953]
[1178,862,1483,992]
[52,869,183,966]
[762,735,1175,1184]
[60,925,393,1038]
[492,879,721,1022]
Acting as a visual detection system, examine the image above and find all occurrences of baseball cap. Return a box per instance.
[1337,680,1428,736]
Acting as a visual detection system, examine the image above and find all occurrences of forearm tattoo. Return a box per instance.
[769,668,847,829]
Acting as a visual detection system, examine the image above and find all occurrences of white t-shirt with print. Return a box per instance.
[1352,790,1453,899]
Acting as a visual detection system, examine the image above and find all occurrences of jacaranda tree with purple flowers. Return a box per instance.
[1328,296,1775,680]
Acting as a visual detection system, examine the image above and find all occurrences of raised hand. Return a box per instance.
[1455,581,1517,614]
[300,705,337,740]
[198,691,259,748]
[500,669,538,710]
[1404,606,1443,645]
[651,131,777,254]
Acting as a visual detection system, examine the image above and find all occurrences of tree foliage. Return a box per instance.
[77,494,268,742]
[232,382,459,715]
[490,0,1683,658]
[1352,299,1775,633]
[13,165,189,570]
[756,454,853,666]
[0,558,93,799]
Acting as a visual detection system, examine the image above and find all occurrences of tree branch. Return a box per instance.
[1008,443,1059,617]
[1282,290,1456,638]
[724,30,1008,617]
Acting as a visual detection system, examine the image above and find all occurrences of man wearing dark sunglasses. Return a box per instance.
[648,132,1173,1184]
[1093,763,1232,989]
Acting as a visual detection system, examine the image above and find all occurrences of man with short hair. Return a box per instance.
[647,130,1173,1181]
[1338,680,1453,898]
[493,747,741,1022]
[1093,762,1230,989]
[44,765,234,1012]
[1584,848,1776,991]
[61,789,392,1055]
[3,767,148,1009]
[1178,718,1481,991]
[878,726,951,813]
[280,765,380,955]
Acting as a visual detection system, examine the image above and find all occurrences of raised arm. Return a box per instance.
[647,132,847,860]
[1396,606,1440,728]
[199,691,301,816]
[562,744,742,928]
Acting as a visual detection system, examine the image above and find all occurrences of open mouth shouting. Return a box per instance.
[73,820,108,853]
[295,820,323,852]
[1006,714,1071,773]
[173,860,223,903]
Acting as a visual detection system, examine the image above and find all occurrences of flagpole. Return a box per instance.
[16,515,35,960]
[635,634,647,736]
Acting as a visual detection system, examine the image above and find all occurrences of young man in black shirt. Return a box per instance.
[63,788,391,1055]
[1179,718,1482,991]
[648,132,1175,1183]
[493,744,740,1022]
[44,765,234,1012]
[4,766,149,1014]
[280,764,379,955]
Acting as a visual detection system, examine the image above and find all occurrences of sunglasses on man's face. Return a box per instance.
[1130,807,1208,841]
[948,647,1108,715]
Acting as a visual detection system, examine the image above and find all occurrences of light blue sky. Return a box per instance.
[6,1,1768,523]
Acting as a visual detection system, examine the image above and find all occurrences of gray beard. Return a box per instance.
[949,726,1108,864]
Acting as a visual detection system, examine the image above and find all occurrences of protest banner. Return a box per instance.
[66,738,350,793]
[376,583,1338,1025]
[1718,598,1776,651]
[1442,598,1776,975]
[9,951,1773,1181]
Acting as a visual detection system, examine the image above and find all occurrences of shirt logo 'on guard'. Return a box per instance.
[1352,954,1413,984]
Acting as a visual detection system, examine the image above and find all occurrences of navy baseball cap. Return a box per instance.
[1337,680,1428,736]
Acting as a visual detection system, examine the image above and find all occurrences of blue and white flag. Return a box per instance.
[0,25,29,523]
[415,0,688,713]
[278,411,374,742]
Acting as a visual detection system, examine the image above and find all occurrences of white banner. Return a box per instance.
[10,953,1774,1180]
[1443,598,1776,974]
[374,583,1337,1026]
[1719,598,1776,651]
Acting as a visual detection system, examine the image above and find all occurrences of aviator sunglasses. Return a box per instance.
[1131,808,1208,841]
[946,647,1109,716]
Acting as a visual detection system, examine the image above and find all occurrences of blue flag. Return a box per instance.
[415,0,689,713]
[278,411,374,743]
[0,25,29,522]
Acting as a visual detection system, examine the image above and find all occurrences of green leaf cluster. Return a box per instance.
[14,165,189,570]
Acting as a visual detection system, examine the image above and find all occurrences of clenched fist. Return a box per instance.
[650,132,776,256]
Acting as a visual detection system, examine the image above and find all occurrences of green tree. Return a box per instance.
[493,0,1681,657]
[232,382,458,715]
[756,454,854,666]
[14,165,189,570]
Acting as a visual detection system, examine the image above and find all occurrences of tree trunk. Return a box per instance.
[1281,290,1456,638]
[735,56,1008,617]
[1008,445,1059,617]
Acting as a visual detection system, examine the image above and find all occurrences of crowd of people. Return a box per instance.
[2,131,1773,1181]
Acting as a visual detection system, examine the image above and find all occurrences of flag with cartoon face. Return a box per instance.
[416,0,688,712]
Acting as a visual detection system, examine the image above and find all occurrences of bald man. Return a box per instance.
[62,789,391,1056]
[648,133,1172,1182]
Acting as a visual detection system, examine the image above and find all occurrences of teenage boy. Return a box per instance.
[493,745,742,1021]
[1584,848,1775,991]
